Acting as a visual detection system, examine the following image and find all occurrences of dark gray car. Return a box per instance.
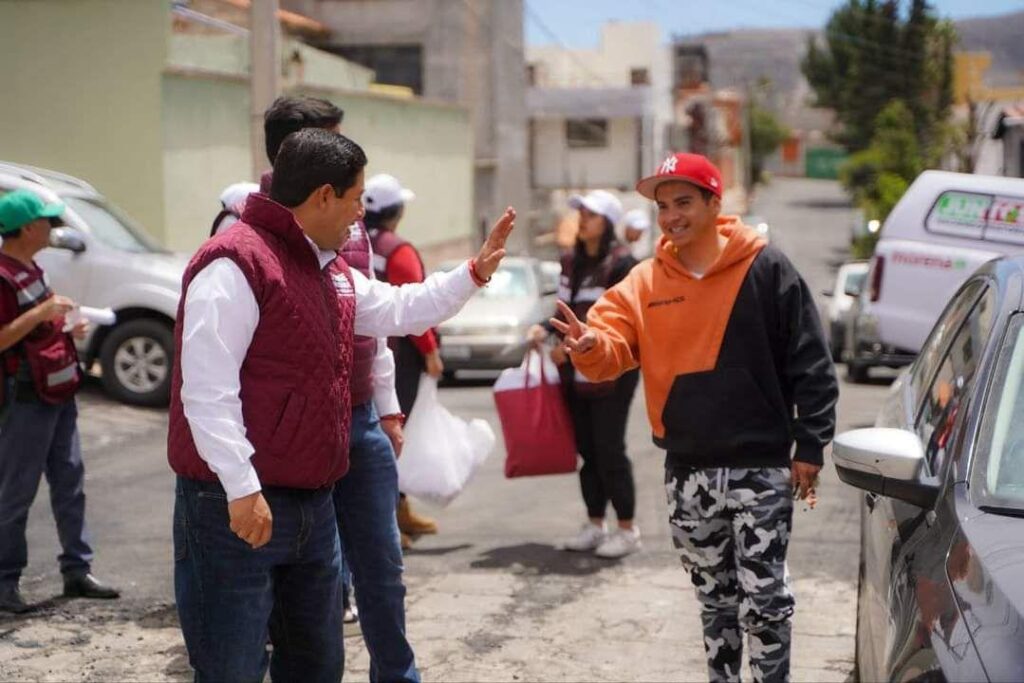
[833,256,1024,682]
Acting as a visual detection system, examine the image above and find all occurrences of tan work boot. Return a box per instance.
[400,532,413,551]
[397,496,437,535]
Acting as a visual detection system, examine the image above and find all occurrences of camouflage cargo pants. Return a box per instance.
[666,466,795,683]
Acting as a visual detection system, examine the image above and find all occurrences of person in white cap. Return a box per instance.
[622,208,653,260]
[362,173,442,549]
[527,190,642,559]
[210,182,260,237]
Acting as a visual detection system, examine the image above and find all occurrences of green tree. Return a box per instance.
[802,0,956,154]
[841,100,922,256]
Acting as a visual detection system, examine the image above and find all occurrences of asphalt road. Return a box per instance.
[1,177,895,682]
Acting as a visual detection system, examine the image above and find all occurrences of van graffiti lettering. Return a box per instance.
[891,252,967,270]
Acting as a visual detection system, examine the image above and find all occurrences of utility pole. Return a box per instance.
[250,0,281,180]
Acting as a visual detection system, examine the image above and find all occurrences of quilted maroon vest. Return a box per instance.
[337,220,376,407]
[168,194,355,489]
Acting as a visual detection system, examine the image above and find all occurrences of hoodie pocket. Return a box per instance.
[270,391,306,456]
[660,367,788,455]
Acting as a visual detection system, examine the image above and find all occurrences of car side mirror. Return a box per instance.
[844,280,863,297]
[821,289,833,298]
[50,227,86,254]
[832,428,939,508]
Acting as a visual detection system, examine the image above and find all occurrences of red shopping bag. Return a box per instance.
[493,349,577,478]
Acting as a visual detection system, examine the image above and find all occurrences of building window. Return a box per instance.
[630,68,649,86]
[327,44,424,95]
[566,119,608,148]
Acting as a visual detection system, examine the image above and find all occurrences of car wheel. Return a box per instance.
[100,319,174,407]
[847,362,870,383]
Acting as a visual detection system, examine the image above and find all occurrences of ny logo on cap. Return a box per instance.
[659,156,678,174]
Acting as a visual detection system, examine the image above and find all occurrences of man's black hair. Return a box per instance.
[269,129,367,208]
[698,187,715,203]
[364,204,404,231]
[264,96,345,164]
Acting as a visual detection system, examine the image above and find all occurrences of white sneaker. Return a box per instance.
[562,522,607,552]
[595,527,642,559]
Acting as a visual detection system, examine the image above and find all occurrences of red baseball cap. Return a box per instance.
[636,153,722,200]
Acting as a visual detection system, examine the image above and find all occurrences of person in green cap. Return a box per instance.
[0,188,119,614]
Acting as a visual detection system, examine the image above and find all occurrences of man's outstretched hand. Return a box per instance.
[472,207,516,282]
[549,301,598,354]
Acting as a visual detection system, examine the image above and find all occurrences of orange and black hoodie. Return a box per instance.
[571,217,838,468]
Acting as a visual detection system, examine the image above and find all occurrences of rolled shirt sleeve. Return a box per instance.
[353,261,478,338]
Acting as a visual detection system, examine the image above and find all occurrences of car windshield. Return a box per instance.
[974,315,1024,512]
[480,265,532,299]
[62,196,160,253]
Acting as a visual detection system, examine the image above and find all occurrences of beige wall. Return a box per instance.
[0,0,169,242]
[532,117,640,191]
[161,77,474,256]
[325,91,474,255]
[161,73,252,253]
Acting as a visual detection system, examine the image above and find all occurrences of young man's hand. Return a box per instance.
[526,324,547,347]
[472,208,516,281]
[549,301,597,354]
[381,417,405,458]
[228,491,273,548]
[792,462,821,508]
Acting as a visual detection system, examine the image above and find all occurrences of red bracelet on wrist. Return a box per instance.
[380,413,406,426]
[468,259,491,287]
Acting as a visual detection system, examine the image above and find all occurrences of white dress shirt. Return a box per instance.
[180,239,477,501]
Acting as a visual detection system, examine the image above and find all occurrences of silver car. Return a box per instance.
[0,161,187,406]
[435,257,558,374]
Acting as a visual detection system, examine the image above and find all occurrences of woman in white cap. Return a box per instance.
[528,190,642,558]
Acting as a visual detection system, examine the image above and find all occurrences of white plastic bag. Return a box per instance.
[398,374,496,506]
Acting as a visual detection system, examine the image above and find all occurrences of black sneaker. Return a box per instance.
[0,585,35,614]
[63,572,120,600]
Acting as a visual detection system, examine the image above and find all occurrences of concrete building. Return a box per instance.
[279,0,531,254]
[0,0,475,257]
[525,22,673,249]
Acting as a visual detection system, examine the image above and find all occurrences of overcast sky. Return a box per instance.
[525,0,1022,47]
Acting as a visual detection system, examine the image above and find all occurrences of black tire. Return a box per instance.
[847,362,870,384]
[99,319,174,407]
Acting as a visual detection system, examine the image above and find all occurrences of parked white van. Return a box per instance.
[0,161,187,406]
[845,170,1024,381]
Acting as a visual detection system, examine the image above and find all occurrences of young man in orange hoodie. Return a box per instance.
[553,153,838,682]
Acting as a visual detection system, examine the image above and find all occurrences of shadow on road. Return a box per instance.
[405,543,474,557]
[470,543,622,577]
[789,198,854,210]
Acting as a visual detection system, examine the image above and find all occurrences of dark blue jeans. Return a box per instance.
[0,399,92,587]
[333,402,420,682]
[174,477,344,683]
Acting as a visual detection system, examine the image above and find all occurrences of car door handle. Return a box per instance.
[865,492,877,511]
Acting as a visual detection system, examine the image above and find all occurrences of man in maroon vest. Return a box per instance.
[262,96,423,679]
[0,189,120,614]
[170,128,514,681]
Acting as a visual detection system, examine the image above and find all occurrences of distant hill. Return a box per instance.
[677,9,1024,128]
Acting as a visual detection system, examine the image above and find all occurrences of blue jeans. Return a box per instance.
[0,399,92,587]
[173,477,344,683]
[333,402,420,682]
